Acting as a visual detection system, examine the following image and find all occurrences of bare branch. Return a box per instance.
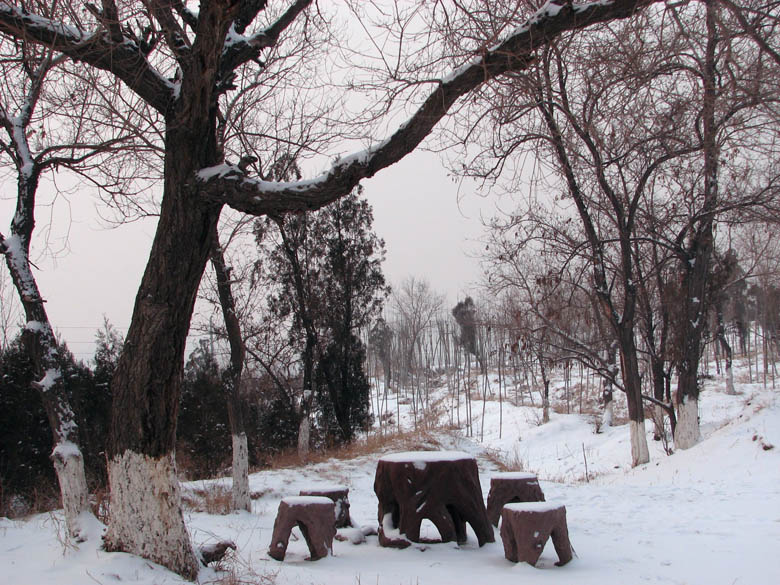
[0,4,175,114]
[201,0,660,215]
[717,0,780,68]
[220,0,312,79]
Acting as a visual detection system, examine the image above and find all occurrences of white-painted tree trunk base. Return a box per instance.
[726,366,736,395]
[231,433,251,512]
[674,396,701,450]
[630,419,650,466]
[298,416,310,461]
[51,443,90,541]
[602,400,614,428]
[104,451,199,580]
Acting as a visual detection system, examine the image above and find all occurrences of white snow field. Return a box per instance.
[2,363,779,585]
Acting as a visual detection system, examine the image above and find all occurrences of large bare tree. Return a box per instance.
[0,0,660,577]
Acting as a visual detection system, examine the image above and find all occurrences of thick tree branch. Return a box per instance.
[234,0,270,34]
[202,0,657,215]
[220,0,311,79]
[0,4,174,114]
[171,0,198,30]
[143,0,192,61]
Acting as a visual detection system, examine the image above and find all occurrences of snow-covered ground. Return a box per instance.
[2,363,779,585]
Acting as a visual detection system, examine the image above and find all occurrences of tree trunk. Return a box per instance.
[2,172,92,541]
[105,121,222,579]
[601,342,617,429]
[674,393,701,450]
[210,231,250,512]
[105,450,197,574]
[539,353,550,424]
[716,308,736,395]
[674,0,718,450]
[297,413,311,460]
[231,432,250,511]
[650,357,666,441]
[619,330,650,466]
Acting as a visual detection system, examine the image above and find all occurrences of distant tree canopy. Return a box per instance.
[452,297,479,357]
[369,316,394,385]
[256,188,388,445]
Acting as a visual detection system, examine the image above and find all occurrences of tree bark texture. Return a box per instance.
[104,451,199,577]
[231,433,251,512]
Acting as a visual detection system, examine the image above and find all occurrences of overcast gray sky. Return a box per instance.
[1,149,492,361]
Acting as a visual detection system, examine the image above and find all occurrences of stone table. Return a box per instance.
[300,485,354,528]
[373,450,494,548]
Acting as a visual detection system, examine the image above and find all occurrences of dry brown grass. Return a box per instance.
[481,446,518,472]
[182,483,233,514]
[91,487,110,524]
[260,427,445,470]
[482,447,528,472]
[0,482,60,519]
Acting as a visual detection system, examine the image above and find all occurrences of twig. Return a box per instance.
[582,442,589,483]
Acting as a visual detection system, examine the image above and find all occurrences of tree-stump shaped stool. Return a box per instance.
[299,485,353,528]
[268,496,336,561]
[373,451,494,548]
[499,502,573,567]
[486,472,545,526]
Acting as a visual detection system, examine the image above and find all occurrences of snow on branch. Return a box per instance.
[0,4,175,114]
[220,0,313,79]
[200,0,657,216]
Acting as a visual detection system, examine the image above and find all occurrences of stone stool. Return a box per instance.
[299,485,353,528]
[486,472,545,526]
[268,496,336,561]
[500,502,573,566]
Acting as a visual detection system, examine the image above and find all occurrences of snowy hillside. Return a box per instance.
[2,369,779,585]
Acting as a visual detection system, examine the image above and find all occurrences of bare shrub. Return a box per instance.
[183,484,233,515]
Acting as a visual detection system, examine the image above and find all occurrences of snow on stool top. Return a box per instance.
[379,450,474,463]
[492,472,538,481]
[300,484,349,493]
[503,502,563,513]
[281,495,334,506]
